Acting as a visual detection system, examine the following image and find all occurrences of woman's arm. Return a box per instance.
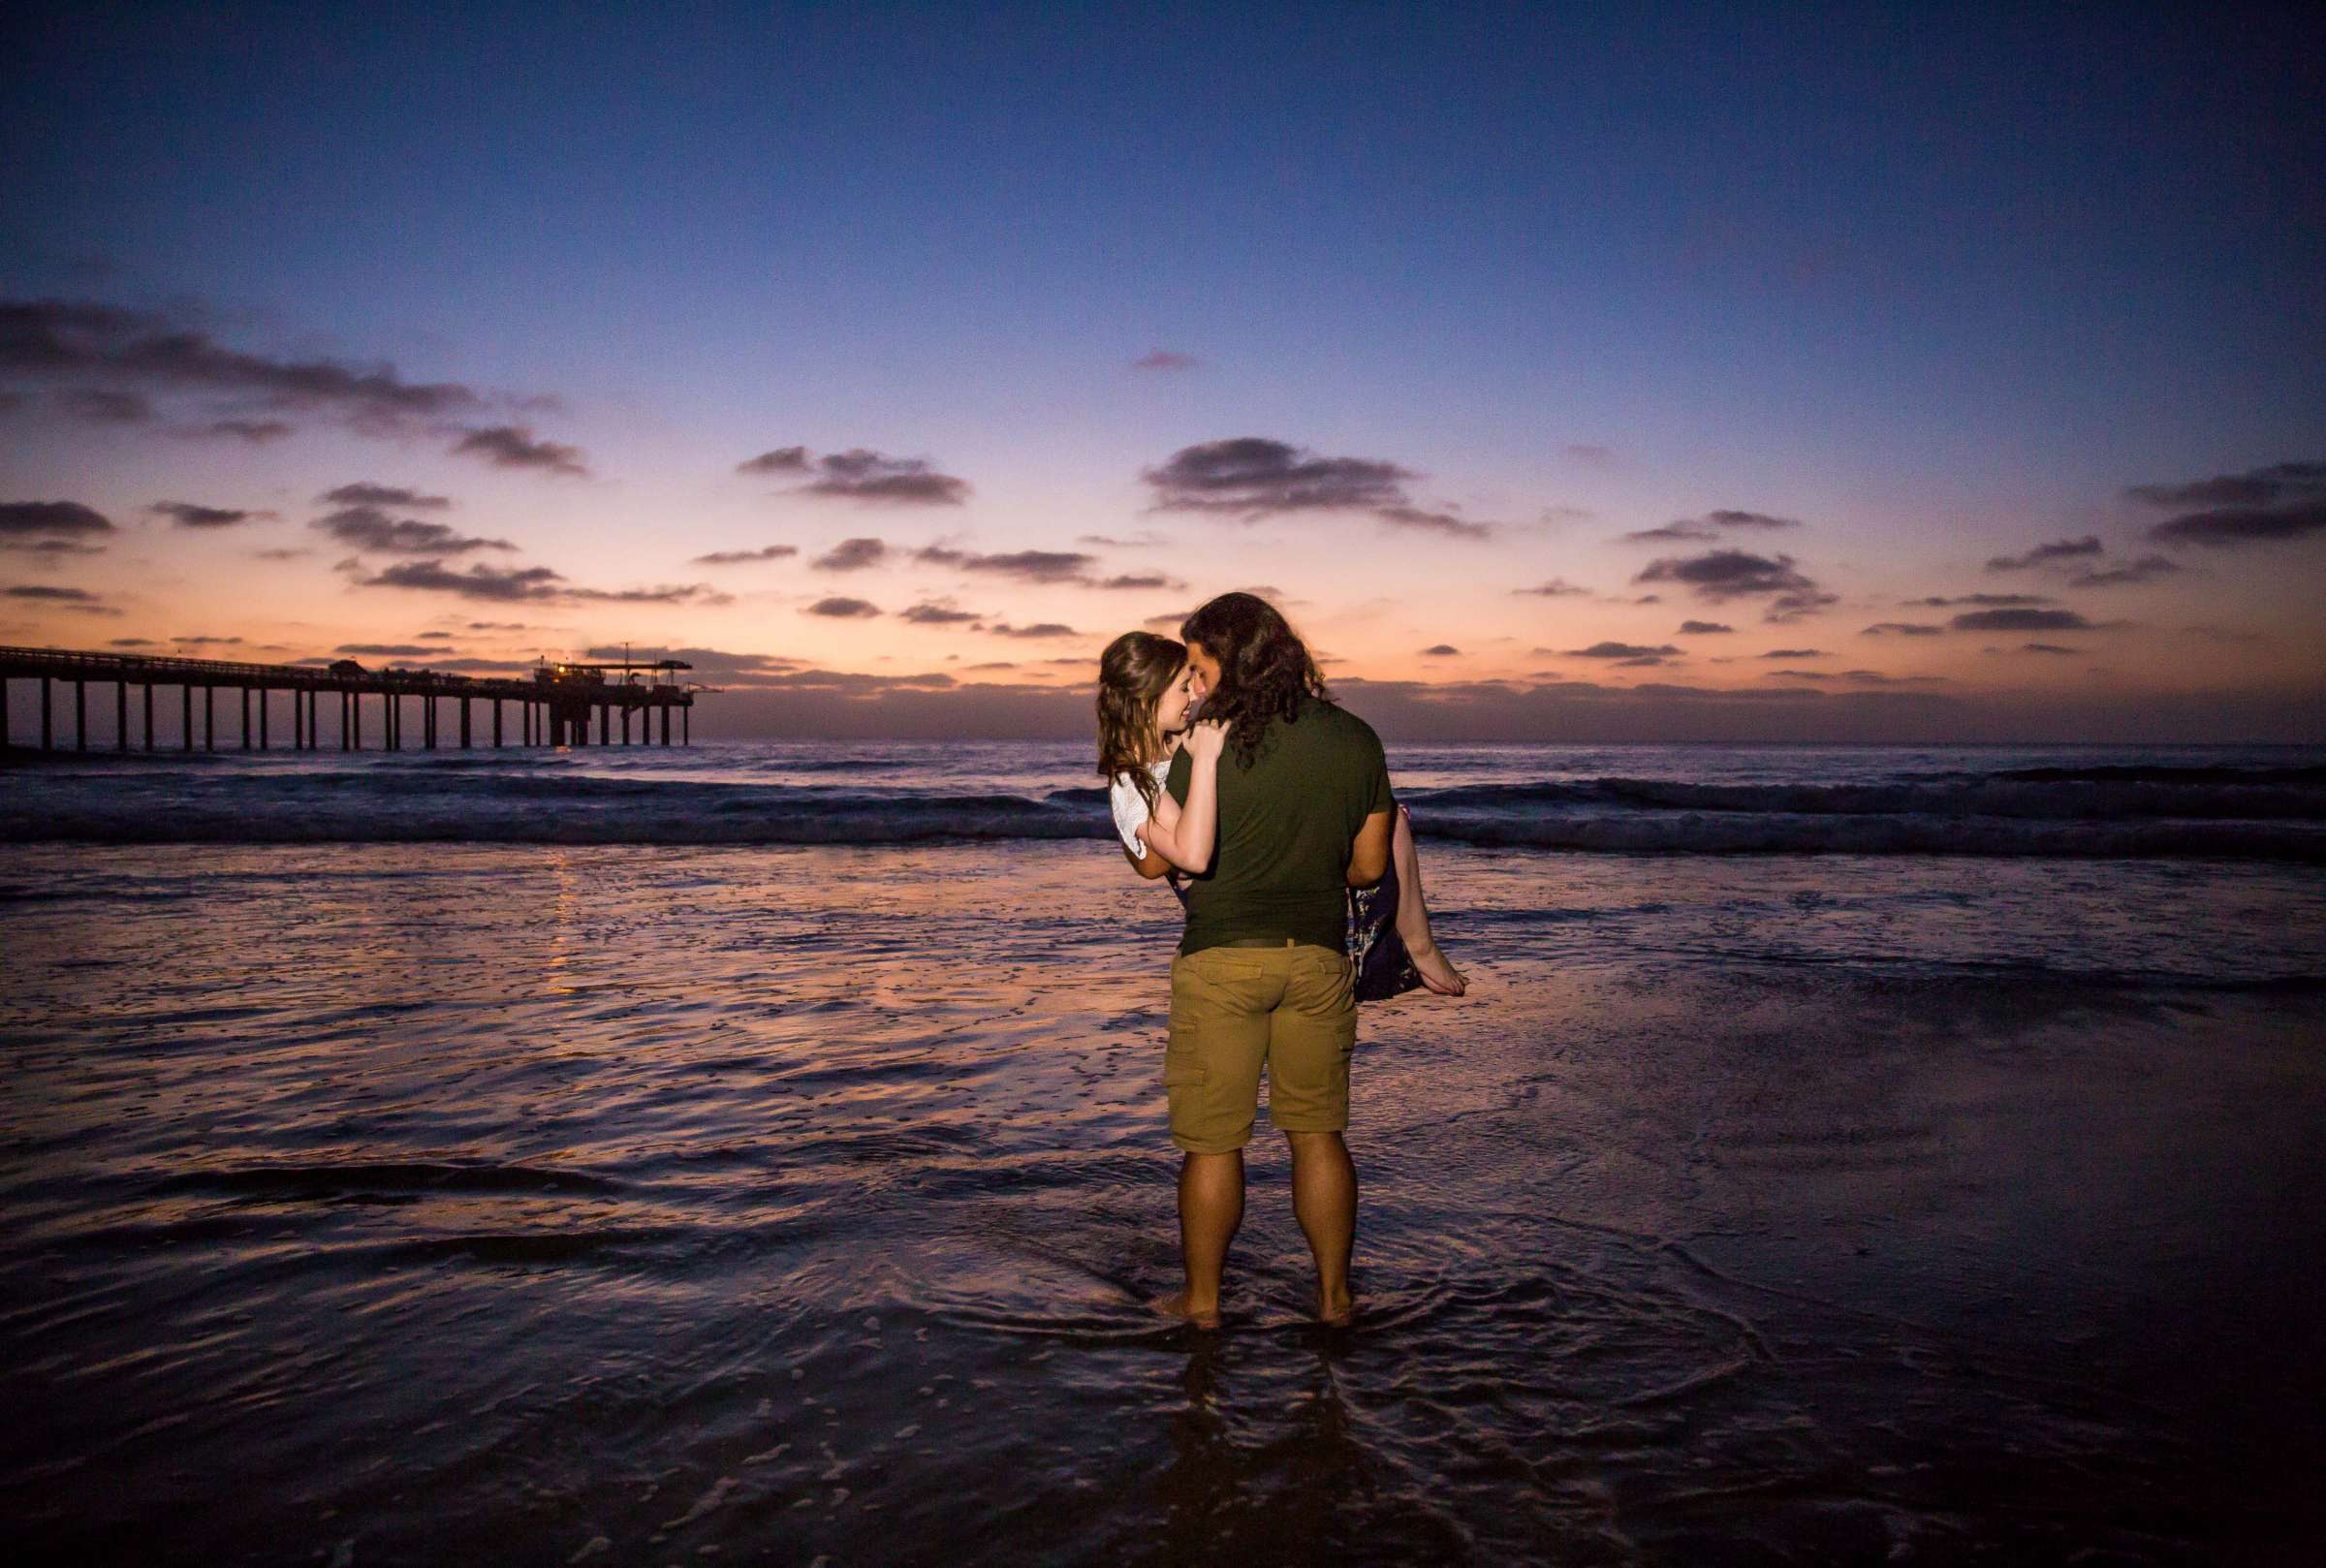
[1139,722,1225,874]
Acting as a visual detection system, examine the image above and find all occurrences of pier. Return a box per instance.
[0,645,702,753]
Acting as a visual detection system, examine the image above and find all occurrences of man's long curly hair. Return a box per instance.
[1180,592,1329,768]
[1095,631,1186,812]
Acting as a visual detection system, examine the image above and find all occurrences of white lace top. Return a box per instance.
[1108,758,1174,859]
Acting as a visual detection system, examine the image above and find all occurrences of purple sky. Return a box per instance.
[3,4,2321,740]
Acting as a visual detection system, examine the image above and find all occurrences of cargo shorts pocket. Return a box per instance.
[1161,1051,1208,1087]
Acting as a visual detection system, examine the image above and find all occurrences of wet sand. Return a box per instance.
[2,842,2322,1564]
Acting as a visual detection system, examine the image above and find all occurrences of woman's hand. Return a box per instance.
[1184,719,1228,762]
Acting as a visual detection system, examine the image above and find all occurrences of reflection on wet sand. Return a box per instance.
[1,840,2321,1564]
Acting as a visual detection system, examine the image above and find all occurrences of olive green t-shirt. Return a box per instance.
[1165,695,1395,956]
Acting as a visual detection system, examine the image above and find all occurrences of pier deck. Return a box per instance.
[0,644,700,753]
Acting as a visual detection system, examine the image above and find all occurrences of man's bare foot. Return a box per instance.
[1151,1291,1221,1330]
[1405,935,1467,996]
[1316,1288,1356,1328]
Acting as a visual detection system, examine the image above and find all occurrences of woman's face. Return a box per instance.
[1153,662,1200,737]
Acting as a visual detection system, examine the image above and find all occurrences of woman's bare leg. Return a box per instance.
[1393,804,1466,995]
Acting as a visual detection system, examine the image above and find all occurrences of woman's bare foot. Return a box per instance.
[1150,1291,1221,1330]
[1316,1287,1356,1327]
[1404,934,1467,996]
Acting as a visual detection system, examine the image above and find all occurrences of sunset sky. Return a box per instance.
[3,3,2320,741]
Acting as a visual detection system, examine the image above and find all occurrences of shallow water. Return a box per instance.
[3,841,2323,1564]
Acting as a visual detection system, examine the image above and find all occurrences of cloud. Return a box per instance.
[175,418,293,444]
[1373,505,1493,541]
[1862,621,1942,636]
[1562,444,1616,466]
[1142,436,1501,539]
[418,631,456,640]
[1626,509,1803,543]
[737,447,810,476]
[1566,641,1682,659]
[1767,669,1832,680]
[813,536,889,572]
[360,560,566,601]
[1420,644,1461,657]
[1078,531,1166,549]
[1839,671,1948,685]
[335,643,451,656]
[693,544,801,565]
[2127,461,2326,549]
[0,297,488,430]
[990,622,1081,639]
[1631,549,1835,623]
[1905,593,2052,608]
[1949,608,2095,632]
[1622,520,1718,542]
[0,500,114,537]
[1514,578,1592,598]
[315,506,515,554]
[59,388,152,423]
[1984,534,2102,571]
[1759,648,1827,658]
[1133,350,1201,371]
[916,545,1095,583]
[2067,554,2186,587]
[151,500,266,528]
[1094,572,1183,590]
[2125,461,2325,510]
[355,560,726,607]
[1765,590,1839,623]
[323,482,451,510]
[2019,643,2082,655]
[804,596,881,618]
[173,635,242,645]
[252,547,311,561]
[449,424,589,477]
[747,448,970,505]
[743,667,959,693]
[1705,509,1801,530]
[900,600,981,624]
[1144,437,1415,517]
[2145,499,2326,549]
[6,583,101,600]
[1677,620,1733,634]
[0,538,107,556]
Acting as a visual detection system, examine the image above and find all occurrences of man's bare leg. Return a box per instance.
[1154,1149,1242,1328]
[1393,804,1466,995]
[1285,1130,1357,1324]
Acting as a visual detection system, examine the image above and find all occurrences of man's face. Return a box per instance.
[1185,643,1220,701]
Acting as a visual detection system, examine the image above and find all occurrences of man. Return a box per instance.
[1154,592,1395,1328]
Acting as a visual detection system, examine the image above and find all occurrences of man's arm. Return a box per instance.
[1346,807,1393,887]
[1126,842,1174,879]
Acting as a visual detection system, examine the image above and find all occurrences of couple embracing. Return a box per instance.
[1096,592,1466,1329]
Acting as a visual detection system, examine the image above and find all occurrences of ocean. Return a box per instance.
[3,739,2322,1564]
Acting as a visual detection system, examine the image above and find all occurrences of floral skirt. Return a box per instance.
[1347,859,1423,1003]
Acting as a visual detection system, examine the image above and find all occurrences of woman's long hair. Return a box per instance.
[1096,631,1187,812]
[1179,592,1328,768]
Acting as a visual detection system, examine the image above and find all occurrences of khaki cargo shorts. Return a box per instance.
[1164,939,1359,1153]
